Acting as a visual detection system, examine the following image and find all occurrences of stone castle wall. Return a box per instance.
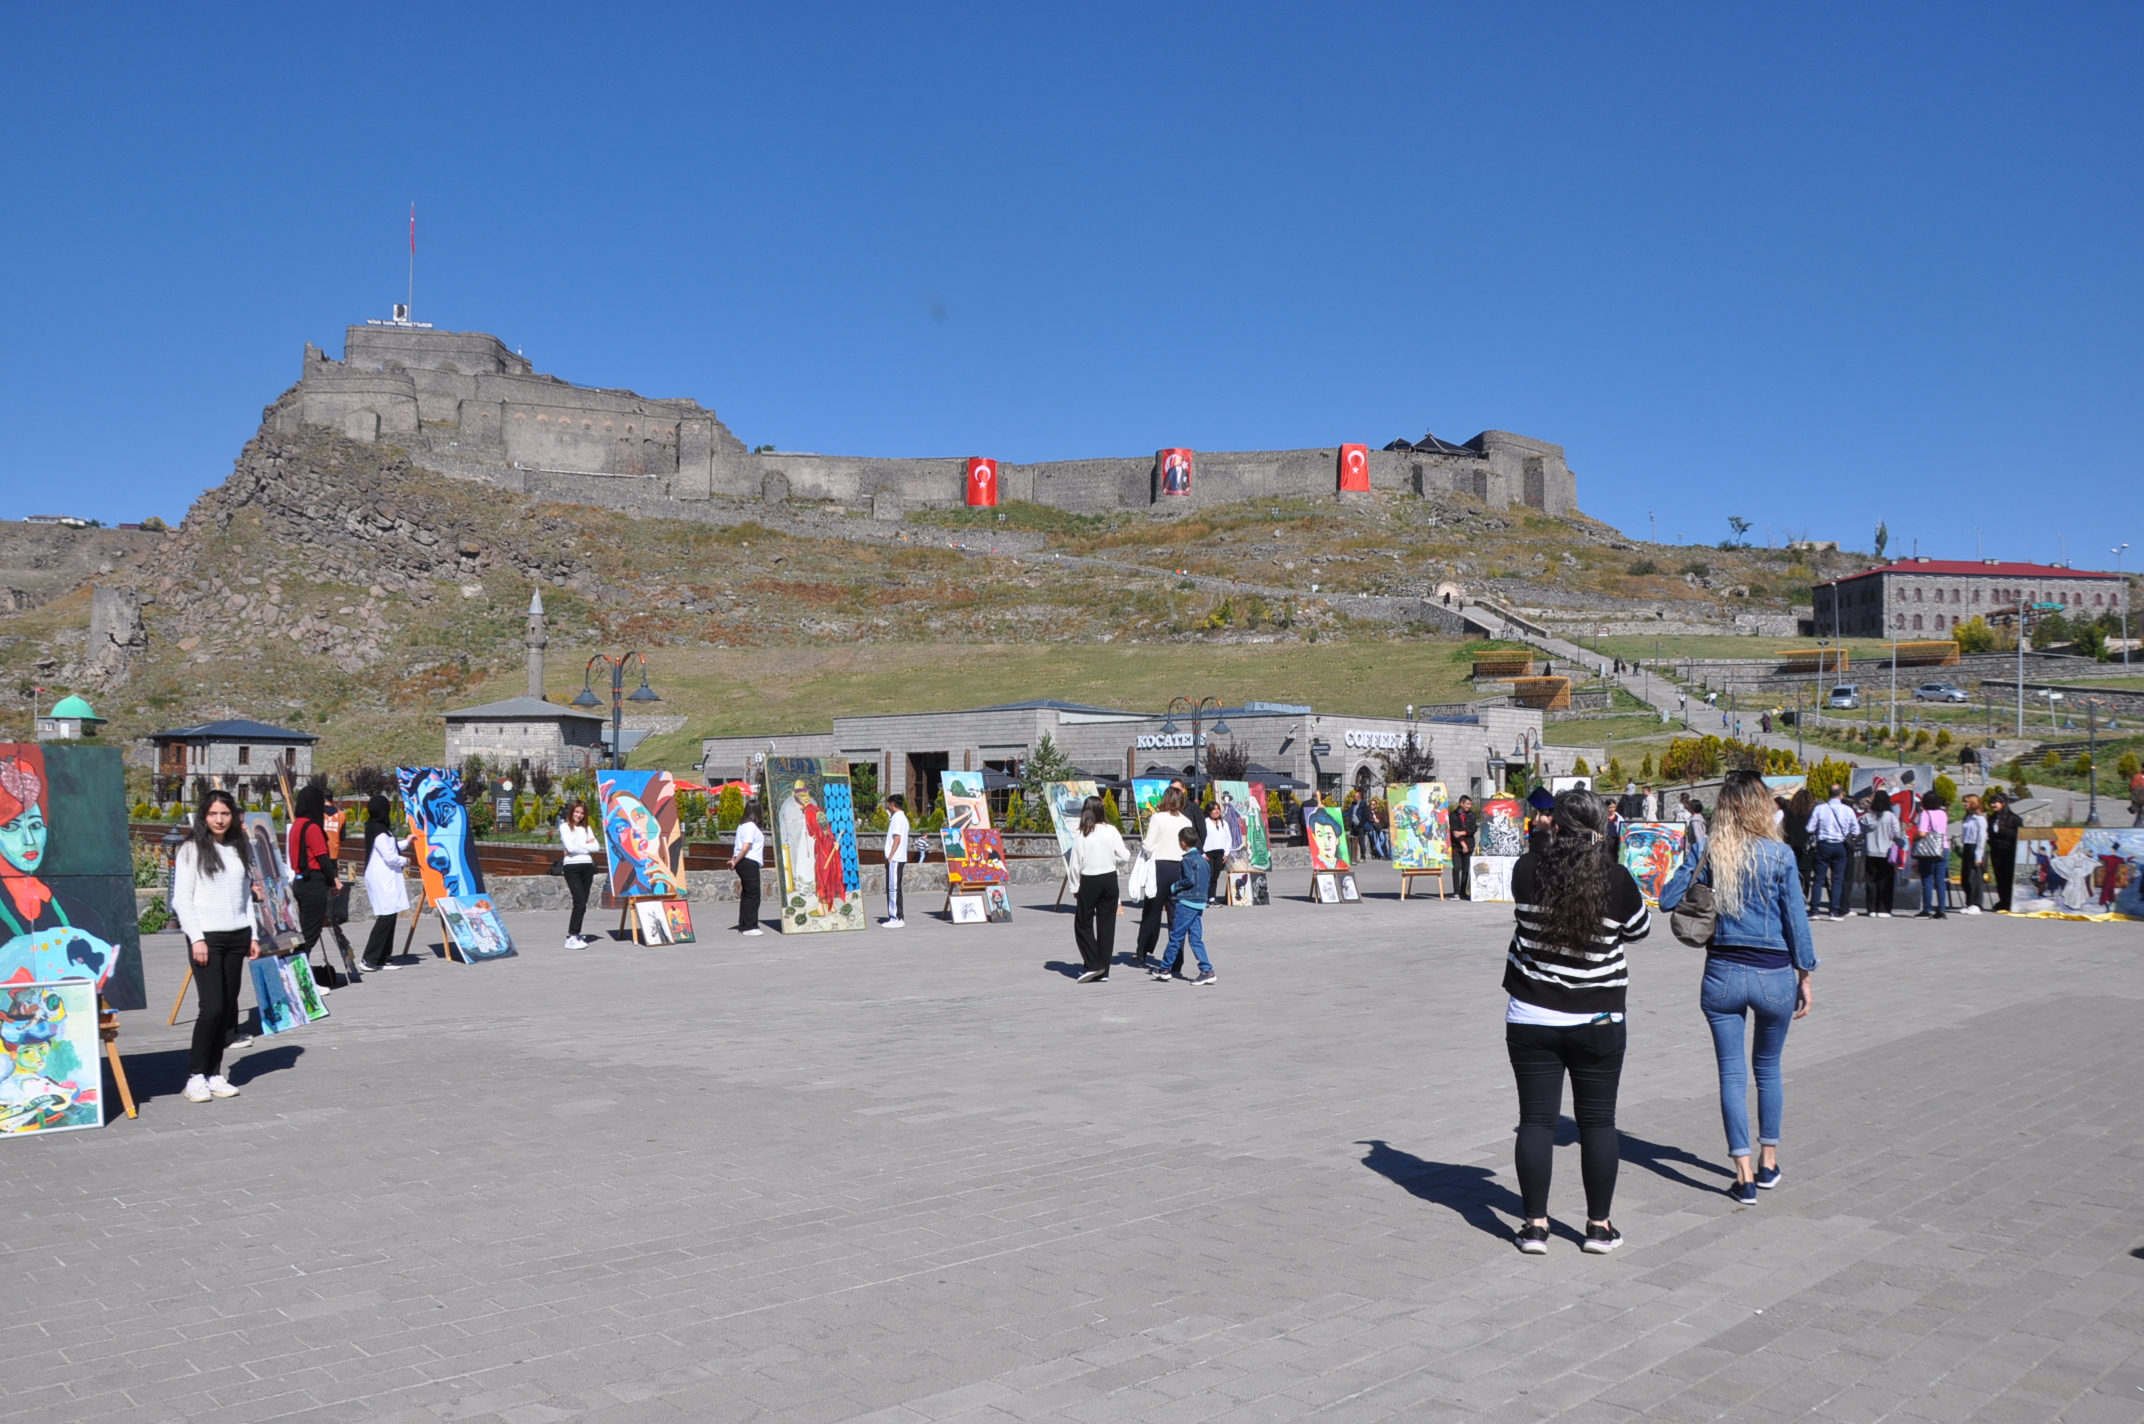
[283,324,1580,519]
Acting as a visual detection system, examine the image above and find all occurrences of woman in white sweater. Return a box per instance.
[1070,797,1133,982]
[358,795,413,971]
[171,791,261,1103]
[557,800,602,948]
[1135,785,1194,967]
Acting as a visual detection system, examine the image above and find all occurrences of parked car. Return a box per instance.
[1914,682,1969,703]
[1827,684,1862,710]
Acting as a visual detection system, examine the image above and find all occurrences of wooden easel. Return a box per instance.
[618,894,669,943]
[1399,868,1449,900]
[98,997,137,1119]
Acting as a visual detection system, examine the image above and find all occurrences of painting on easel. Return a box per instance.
[767,757,866,934]
[939,772,991,832]
[396,766,484,905]
[0,743,146,1011]
[946,828,1009,889]
[0,980,103,1135]
[597,770,687,903]
[436,896,517,963]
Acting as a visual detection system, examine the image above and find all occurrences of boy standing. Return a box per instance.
[882,794,908,928]
[1151,825,1216,984]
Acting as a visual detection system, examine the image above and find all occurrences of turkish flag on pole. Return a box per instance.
[964,457,999,507]
[1338,444,1370,493]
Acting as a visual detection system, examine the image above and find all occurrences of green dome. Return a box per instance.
[48,695,100,720]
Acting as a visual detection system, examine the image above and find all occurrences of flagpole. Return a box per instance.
[407,203,416,321]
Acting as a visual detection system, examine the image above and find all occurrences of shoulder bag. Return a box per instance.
[1911,814,1946,860]
[1669,870,1717,948]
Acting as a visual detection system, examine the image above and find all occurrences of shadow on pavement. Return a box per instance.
[1042,960,1085,979]
[1357,1138,1560,1245]
[228,1043,305,1085]
[1618,1129,1734,1191]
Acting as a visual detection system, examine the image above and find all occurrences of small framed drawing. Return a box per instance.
[1337,872,1361,903]
[1227,872,1252,906]
[1313,872,1339,904]
[983,886,1013,923]
[633,900,673,944]
[1250,873,1270,906]
[949,894,988,925]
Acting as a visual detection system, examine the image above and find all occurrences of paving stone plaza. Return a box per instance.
[16,866,2143,1424]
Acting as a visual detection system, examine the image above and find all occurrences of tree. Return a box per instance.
[1571,756,1590,776]
[1953,615,1997,654]
[1374,732,1436,785]
[1874,520,1889,560]
[1205,739,1252,782]
[1021,732,1077,787]
[1727,516,1752,546]
[1803,756,1858,803]
[1932,774,1959,807]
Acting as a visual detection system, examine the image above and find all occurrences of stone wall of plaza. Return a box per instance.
[1814,560,2129,640]
[699,701,1566,806]
[281,324,1580,518]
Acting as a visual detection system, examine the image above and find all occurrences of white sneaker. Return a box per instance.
[564,936,583,949]
[1963,906,1982,915]
[206,1076,240,1098]
[882,918,904,929]
[741,927,764,936]
[183,1075,212,1104]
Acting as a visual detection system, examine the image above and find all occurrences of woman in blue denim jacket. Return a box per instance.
[1658,770,1818,1205]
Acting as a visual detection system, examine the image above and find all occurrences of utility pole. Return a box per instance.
[2115,544,2131,671]
[2085,701,2102,826]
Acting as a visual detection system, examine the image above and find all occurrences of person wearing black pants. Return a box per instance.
[730,804,766,935]
[1500,789,1652,1254]
[358,794,411,971]
[1986,793,2022,912]
[557,799,601,947]
[1135,787,1193,964]
[1068,796,1132,982]
[286,782,340,983]
[171,790,261,1103]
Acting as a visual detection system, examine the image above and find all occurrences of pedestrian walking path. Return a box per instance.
[18,878,2141,1423]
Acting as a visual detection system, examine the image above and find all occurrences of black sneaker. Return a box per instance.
[1729,1180,1758,1205]
[1582,1221,1623,1254]
[1516,1222,1550,1255]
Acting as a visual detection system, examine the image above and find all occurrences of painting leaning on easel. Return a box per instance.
[597,770,686,904]
[767,757,866,933]
[0,743,145,1013]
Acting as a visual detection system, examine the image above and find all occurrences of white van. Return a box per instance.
[1827,684,1862,710]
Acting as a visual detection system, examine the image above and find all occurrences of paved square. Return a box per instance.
[12,867,2144,1423]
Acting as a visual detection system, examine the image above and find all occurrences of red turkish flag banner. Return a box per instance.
[965,457,999,507]
[1338,444,1369,492]
[1157,448,1194,497]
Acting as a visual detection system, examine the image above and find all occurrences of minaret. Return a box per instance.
[526,588,548,700]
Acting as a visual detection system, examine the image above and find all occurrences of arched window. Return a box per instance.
[1895,613,1907,629]
[1914,588,1923,602]
[1913,615,1923,630]
[1951,589,1961,604]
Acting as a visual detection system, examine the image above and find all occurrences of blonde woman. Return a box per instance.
[1658,770,1818,1206]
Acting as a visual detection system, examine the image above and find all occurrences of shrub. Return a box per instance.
[131,841,165,888]
[715,784,745,832]
[1605,757,1625,787]
[1571,756,1590,776]
[1627,558,1659,576]
[2119,753,2140,781]
[1934,728,1952,749]
[2041,748,2064,772]
[1932,774,1959,807]
[2073,752,2093,776]
[1638,752,1655,782]
[1678,561,1712,579]
[1953,615,1998,654]
[1803,757,1858,804]
[1911,728,1932,750]
[138,897,171,934]
[1101,789,1124,829]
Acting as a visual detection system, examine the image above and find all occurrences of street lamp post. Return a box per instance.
[1160,696,1230,788]
[572,652,662,771]
[2084,699,2103,826]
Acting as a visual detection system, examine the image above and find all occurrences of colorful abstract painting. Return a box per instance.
[396,766,484,907]
[1043,780,1097,880]
[1478,798,1526,858]
[0,980,102,1135]
[597,770,685,901]
[1304,802,1351,871]
[1618,822,1687,908]
[1389,783,1451,871]
[947,828,1009,887]
[939,772,990,832]
[1469,856,1518,903]
[0,744,145,1011]
[252,955,327,1036]
[767,757,866,934]
[436,895,517,963]
[1243,783,1272,871]
[1130,779,1169,830]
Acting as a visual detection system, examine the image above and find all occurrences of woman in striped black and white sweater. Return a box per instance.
[1503,788,1652,1256]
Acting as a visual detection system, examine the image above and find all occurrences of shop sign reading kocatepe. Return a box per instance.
[1344,729,1405,750]
[1135,732,1204,750]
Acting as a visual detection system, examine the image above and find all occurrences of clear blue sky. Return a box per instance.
[3,3,2137,569]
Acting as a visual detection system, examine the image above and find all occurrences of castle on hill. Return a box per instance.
[276,322,1580,519]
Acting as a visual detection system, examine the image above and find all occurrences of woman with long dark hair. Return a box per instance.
[1859,789,1900,917]
[1070,796,1132,982]
[557,799,600,947]
[729,801,765,935]
[1660,771,1818,1204]
[286,781,341,981]
[1911,787,1951,919]
[1503,789,1651,1254]
[358,794,411,972]
[171,790,260,1103]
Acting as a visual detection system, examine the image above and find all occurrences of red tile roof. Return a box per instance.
[1822,560,2121,586]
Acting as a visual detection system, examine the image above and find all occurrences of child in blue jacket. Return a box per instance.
[1153,825,1216,984]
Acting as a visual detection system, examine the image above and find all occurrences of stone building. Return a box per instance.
[34,694,105,740]
[1813,559,2128,639]
[279,321,1580,518]
[149,718,317,801]
[440,587,606,774]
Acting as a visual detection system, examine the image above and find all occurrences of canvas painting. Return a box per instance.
[1469,856,1518,903]
[0,980,103,1135]
[949,894,987,925]
[946,828,1009,888]
[598,770,686,901]
[0,744,146,1011]
[1389,782,1451,871]
[1313,872,1340,904]
[983,885,1013,923]
[633,900,675,944]
[1338,872,1361,903]
[288,956,328,1021]
[1044,780,1098,879]
[1618,822,1687,908]
[436,895,517,963]
[768,757,866,934]
[1548,776,1593,794]
[1304,803,1351,871]
[1226,872,1250,905]
[1479,798,1526,857]
[397,766,484,906]
[250,954,328,1036]
[662,899,696,942]
[243,810,303,953]
[1250,873,1270,906]
[1244,783,1273,871]
[939,772,991,832]
[1211,781,1260,872]
[1130,779,1169,830]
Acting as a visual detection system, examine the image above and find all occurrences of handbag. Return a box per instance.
[1911,814,1945,860]
[546,858,566,877]
[1669,863,1717,947]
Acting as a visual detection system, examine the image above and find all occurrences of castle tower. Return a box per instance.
[526,588,548,700]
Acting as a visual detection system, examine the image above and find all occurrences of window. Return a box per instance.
[1913,615,1923,630]
[1914,588,1923,602]
[1895,613,1907,629]
[1951,589,1961,603]
[1972,588,1981,603]
[238,746,251,765]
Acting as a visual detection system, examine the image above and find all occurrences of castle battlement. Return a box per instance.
[280,324,1578,518]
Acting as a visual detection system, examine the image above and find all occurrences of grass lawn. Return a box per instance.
[469,638,1487,772]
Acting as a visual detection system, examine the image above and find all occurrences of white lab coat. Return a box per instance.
[363,829,413,917]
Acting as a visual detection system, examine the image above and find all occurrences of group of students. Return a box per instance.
[1503,772,1819,1253]
[1063,783,1218,984]
[1787,781,2018,918]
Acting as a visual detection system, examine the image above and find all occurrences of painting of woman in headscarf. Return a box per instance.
[778,782,844,914]
[767,757,866,933]
[0,745,126,1004]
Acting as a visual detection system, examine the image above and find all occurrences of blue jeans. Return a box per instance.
[1810,841,1848,916]
[1700,960,1797,1157]
[1915,856,1947,913]
[1161,905,1209,974]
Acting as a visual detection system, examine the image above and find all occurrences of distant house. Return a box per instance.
[442,696,607,777]
[149,718,318,801]
[35,694,107,741]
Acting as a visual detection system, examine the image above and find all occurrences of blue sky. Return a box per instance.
[3,3,2137,569]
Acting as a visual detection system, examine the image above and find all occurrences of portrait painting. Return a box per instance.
[1549,776,1593,794]
[1250,873,1270,906]
[1337,872,1361,903]
[0,980,102,1135]
[0,743,144,1011]
[1243,782,1272,871]
[437,895,517,963]
[1044,780,1097,879]
[633,899,674,945]
[767,757,866,934]
[1157,447,1194,496]
[1313,872,1339,904]
[1227,872,1252,906]
[1389,782,1451,872]
[397,766,484,906]
[1478,798,1526,858]
[1618,822,1687,908]
[662,899,696,942]
[983,885,1013,923]
[1469,855,1518,903]
[597,770,686,902]
[244,810,303,953]
[1212,781,1256,872]
[1304,803,1351,872]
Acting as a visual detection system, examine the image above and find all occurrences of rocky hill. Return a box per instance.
[0,411,1879,777]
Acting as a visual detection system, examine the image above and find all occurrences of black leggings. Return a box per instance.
[1863,856,1895,914]
[1074,873,1119,975]
[563,863,596,936]
[1991,840,2016,911]
[1507,1019,1627,1223]
[736,860,761,931]
[361,914,399,969]
[188,929,252,1077]
[1205,850,1226,900]
[292,876,330,958]
[1135,860,1179,957]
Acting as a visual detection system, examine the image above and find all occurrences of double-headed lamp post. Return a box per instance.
[1160,696,1230,786]
[573,652,662,771]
